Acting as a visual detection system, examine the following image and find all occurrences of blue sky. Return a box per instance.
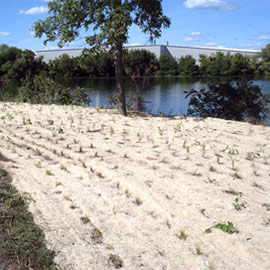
[0,0,270,51]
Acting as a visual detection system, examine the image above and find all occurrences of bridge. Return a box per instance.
[35,44,259,63]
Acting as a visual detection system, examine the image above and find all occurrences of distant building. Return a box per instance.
[35,44,259,63]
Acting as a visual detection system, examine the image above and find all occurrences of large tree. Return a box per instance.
[33,0,170,116]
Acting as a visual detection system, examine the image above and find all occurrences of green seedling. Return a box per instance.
[35,148,42,156]
[48,119,54,125]
[233,172,241,179]
[125,189,130,197]
[135,198,142,205]
[81,215,90,224]
[233,196,247,211]
[246,152,260,161]
[108,254,123,268]
[205,221,235,234]
[178,230,187,240]
[58,127,64,134]
[166,220,171,228]
[45,170,53,176]
[195,246,202,255]
[35,161,42,168]
[215,153,222,164]
[23,118,32,125]
[158,127,164,136]
[110,127,114,136]
[96,172,104,178]
[174,123,182,133]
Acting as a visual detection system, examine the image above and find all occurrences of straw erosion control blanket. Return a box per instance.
[0,102,270,270]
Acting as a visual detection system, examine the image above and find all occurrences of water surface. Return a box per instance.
[64,77,270,116]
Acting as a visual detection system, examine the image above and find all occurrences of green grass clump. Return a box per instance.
[0,167,56,270]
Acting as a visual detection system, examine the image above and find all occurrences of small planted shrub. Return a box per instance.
[233,196,247,211]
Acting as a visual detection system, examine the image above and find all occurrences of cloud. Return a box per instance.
[249,35,270,41]
[205,42,216,46]
[19,6,49,15]
[191,31,201,36]
[238,43,263,50]
[0,32,11,36]
[185,37,196,41]
[183,0,236,11]
[185,31,201,41]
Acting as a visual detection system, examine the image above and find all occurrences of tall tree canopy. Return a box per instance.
[33,0,170,116]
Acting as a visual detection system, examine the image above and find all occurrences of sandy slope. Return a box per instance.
[0,102,270,270]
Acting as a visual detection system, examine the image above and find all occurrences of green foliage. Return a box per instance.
[256,44,270,76]
[199,52,253,77]
[18,75,90,105]
[79,49,115,77]
[178,55,199,77]
[185,80,268,122]
[33,1,170,50]
[48,54,84,78]
[233,196,247,211]
[0,44,46,80]
[199,54,212,76]
[210,52,232,76]
[205,221,235,234]
[159,54,178,76]
[230,53,253,76]
[0,167,56,270]
[260,44,270,62]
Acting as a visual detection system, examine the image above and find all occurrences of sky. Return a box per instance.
[0,0,270,52]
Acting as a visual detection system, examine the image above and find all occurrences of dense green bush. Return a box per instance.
[48,54,83,78]
[0,45,45,80]
[178,55,199,77]
[82,49,115,77]
[158,54,178,76]
[199,52,254,77]
[185,80,268,122]
[18,75,90,105]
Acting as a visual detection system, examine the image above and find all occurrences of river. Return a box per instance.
[63,77,270,116]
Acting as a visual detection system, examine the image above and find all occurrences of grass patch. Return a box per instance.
[0,167,57,270]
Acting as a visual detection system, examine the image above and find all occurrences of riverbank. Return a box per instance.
[0,102,270,270]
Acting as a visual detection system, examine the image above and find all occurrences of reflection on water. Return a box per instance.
[64,77,270,116]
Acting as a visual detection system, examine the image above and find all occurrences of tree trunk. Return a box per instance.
[114,41,127,116]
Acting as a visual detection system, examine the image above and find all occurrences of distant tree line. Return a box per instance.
[1,43,270,80]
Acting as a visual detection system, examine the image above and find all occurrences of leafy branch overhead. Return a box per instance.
[33,0,170,50]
